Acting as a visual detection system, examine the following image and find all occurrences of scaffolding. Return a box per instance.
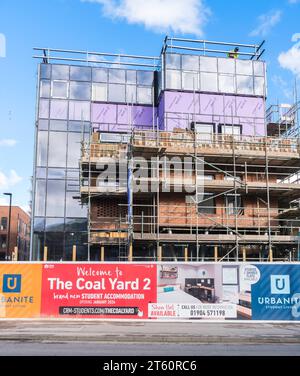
[80,129,300,263]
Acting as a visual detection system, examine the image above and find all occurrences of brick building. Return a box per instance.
[0,206,30,260]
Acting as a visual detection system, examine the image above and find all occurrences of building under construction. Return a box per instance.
[32,37,300,262]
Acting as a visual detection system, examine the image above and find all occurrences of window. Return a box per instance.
[92,68,108,82]
[194,123,214,143]
[52,65,69,80]
[137,71,153,86]
[225,194,242,215]
[108,84,125,102]
[200,72,218,92]
[219,74,235,93]
[50,99,68,119]
[69,101,90,121]
[218,58,235,74]
[109,69,126,84]
[36,131,48,167]
[198,193,216,214]
[166,70,181,89]
[254,61,265,76]
[40,64,51,79]
[254,76,265,96]
[38,120,48,130]
[1,217,7,230]
[137,87,152,104]
[70,66,91,81]
[126,85,136,103]
[47,168,66,179]
[46,180,65,217]
[182,71,199,90]
[236,60,253,75]
[51,81,69,98]
[200,56,217,72]
[126,70,136,84]
[221,125,241,137]
[40,80,50,98]
[92,83,107,101]
[69,82,91,100]
[35,180,46,216]
[67,132,82,168]
[182,55,199,71]
[165,53,181,69]
[39,99,49,118]
[236,75,253,95]
[49,120,67,131]
[48,132,67,167]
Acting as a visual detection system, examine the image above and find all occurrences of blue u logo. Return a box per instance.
[2,274,21,293]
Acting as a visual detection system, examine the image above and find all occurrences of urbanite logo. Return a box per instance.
[2,274,21,293]
[270,275,290,295]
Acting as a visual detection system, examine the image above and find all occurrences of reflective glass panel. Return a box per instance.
[69,121,90,132]
[236,60,253,75]
[52,65,69,80]
[46,180,65,217]
[165,54,181,69]
[67,132,82,168]
[109,69,126,84]
[182,55,199,71]
[39,99,49,118]
[66,191,87,217]
[92,83,107,101]
[218,58,235,74]
[69,101,90,121]
[92,68,108,82]
[40,80,50,98]
[47,168,66,179]
[70,66,91,81]
[254,76,265,96]
[50,99,68,119]
[50,120,68,131]
[45,218,65,232]
[108,84,126,102]
[200,56,217,72]
[51,81,69,98]
[126,85,136,103]
[219,74,235,93]
[236,75,253,95]
[35,180,46,216]
[200,72,218,92]
[137,71,153,86]
[254,61,265,76]
[36,131,48,167]
[36,167,47,179]
[65,218,87,232]
[40,64,51,79]
[33,218,45,232]
[137,87,152,104]
[48,131,67,167]
[70,82,91,100]
[126,70,136,84]
[165,70,181,89]
[182,72,199,90]
[38,119,48,130]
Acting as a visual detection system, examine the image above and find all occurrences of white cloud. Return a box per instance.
[83,0,211,36]
[0,139,17,147]
[272,75,293,100]
[249,10,282,37]
[0,33,6,58]
[0,170,23,189]
[278,40,300,77]
[288,0,300,4]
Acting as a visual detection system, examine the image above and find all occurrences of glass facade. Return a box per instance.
[32,63,155,260]
[164,53,266,97]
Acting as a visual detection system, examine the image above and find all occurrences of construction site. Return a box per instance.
[32,37,300,262]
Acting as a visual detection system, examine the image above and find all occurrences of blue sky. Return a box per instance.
[0,0,299,211]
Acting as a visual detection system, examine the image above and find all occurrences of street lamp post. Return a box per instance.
[3,193,12,261]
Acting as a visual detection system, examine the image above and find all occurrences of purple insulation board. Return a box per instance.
[161,91,266,136]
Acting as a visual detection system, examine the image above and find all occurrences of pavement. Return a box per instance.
[0,320,300,344]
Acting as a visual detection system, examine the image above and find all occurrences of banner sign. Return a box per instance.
[0,262,299,320]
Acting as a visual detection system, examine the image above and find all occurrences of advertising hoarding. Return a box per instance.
[0,262,299,320]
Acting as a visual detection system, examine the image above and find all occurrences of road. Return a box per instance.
[0,320,299,356]
[0,341,299,356]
